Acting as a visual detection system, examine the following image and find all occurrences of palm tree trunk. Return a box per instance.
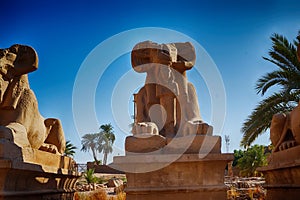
[103,151,108,165]
[91,148,98,163]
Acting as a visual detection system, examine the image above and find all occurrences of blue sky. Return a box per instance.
[1,0,300,163]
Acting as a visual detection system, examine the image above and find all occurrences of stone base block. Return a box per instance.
[112,153,233,200]
[126,187,226,200]
[125,135,221,155]
[125,135,166,154]
[264,187,300,200]
[165,135,221,154]
[258,145,300,200]
[0,140,80,200]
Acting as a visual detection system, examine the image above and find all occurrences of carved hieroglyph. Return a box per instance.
[0,44,65,154]
[131,41,212,137]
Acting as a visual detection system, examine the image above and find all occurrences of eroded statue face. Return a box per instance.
[0,47,17,102]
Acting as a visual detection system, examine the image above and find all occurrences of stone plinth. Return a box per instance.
[125,135,221,155]
[112,153,233,200]
[125,135,167,154]
[258,145,300,200]
[0,140,80,200]
[164,135,221,154]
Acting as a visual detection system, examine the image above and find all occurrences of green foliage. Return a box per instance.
[64,140,77,157]
[120,176,127,183]
[83,168,104,184]
[94,160,102,165]
[241,32,300,147]
[233,149,244,167]
[84,169,98,184]
[236,145,268,177]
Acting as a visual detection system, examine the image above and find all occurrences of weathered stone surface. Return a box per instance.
[0,140,79,200]
[113,153,233,200]
[125,190,225,200]
[125,134,221,155]
[165,135,221,154]
[131,41,209,137]
[131,122,159,137]
[125,135,166,154]
[258,146,300,200]
[180,120,213,136]
[112,41,234,200]
[270,102,300,152]
[0,45,65,154]
[107,178,124,188]
[259,108,300,200]
[0,45,79,199]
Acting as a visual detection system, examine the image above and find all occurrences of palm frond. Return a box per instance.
[64,140,77,156]
[241,91,299,148]
[269,33,300,71]
[255,70,289,95]
[98,123,115,165]
[80,133,99,151]
[242,32,300,147]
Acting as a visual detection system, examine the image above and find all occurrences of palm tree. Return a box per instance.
[81,133,101,163]
[98,123,115,165]
[64,140,77,157]
[241,32,300,148]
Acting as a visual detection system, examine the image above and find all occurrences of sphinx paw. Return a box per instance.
[39,143,59,154]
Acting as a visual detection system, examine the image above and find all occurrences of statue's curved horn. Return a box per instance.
[11,44,38,76]
[175,42,196,65]
[131,41,161,72]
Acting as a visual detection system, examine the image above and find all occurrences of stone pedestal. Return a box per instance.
[258,145,300,200]
[125,135,222,154]
[0,140,80,200]
[113,153,232,200]
[113,135,233,200]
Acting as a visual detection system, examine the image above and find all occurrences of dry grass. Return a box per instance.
[227,186,266,200]
[108,192,126,200]
[74,189,107,200]
[226,176,266,200]
[74,189,126,200]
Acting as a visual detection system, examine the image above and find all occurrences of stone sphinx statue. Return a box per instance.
[131,41,212,138]
[270,103,300,151]
[0,44,65,154]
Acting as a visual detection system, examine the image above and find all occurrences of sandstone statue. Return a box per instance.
[270,103,300,151]
[118,42,233,200]
[131,122,159,137]
[0,44,65,154]
[131,41,212,138]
